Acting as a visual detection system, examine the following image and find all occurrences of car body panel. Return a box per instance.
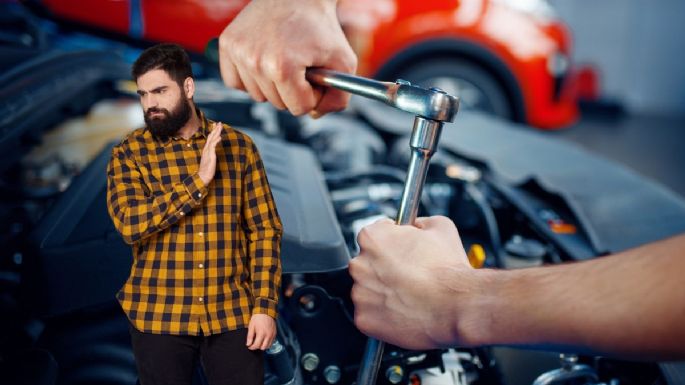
[31,0,578,128]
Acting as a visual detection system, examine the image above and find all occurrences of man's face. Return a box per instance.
[136,69,191,141]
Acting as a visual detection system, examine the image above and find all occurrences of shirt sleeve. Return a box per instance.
[242,140,283,319]
[106,144,208,245]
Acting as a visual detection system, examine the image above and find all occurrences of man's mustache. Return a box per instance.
[146,107,169,116]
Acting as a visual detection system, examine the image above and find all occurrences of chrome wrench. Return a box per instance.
[306,68,460,385]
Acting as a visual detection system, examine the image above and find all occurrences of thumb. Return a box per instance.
[415,216,464,247]
[311,49,357,117]
[414,216,453,231]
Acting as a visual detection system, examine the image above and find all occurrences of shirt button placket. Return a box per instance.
[193,221,208,332]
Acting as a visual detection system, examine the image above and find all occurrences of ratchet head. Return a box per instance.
[390,80,460,122]
[305,68,459,122]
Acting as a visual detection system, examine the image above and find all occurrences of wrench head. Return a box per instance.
[391,82,460,122]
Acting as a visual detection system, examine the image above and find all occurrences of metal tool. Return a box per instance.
[532,354,600,385]
[306,68,460,385]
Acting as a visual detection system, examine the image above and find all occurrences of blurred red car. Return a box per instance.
[28,0,578,129]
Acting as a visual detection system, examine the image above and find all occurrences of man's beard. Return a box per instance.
[145,97,192,141]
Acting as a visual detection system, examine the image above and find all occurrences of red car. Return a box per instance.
[28,0,578,129]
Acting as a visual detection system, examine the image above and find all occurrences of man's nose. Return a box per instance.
[142,94,159,109]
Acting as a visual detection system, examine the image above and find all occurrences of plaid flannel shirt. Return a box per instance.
[106,109,282,336]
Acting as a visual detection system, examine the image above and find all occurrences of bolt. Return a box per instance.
[560,354,578,371]
[301,353,320,372]
[266,339,283,355]
[323,365,342,384]
[299,293,317,312]
[385,365,404,384]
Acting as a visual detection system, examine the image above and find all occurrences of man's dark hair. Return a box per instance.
[132,43,193,86]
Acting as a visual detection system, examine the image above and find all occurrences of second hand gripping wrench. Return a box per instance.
[306,68,460,385]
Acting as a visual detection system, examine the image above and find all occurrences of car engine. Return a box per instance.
[1,50,684,385]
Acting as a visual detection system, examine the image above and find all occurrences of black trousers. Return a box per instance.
[128,322,264,385]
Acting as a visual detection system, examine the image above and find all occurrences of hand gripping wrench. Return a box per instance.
[306,68,460,385]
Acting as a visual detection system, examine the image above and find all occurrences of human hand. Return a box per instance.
[349,216,484,350]
[198,122,223,186]
[219,0,357,117]
[246,313,277,350]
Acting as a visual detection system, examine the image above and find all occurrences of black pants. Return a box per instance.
[128,322,264,385]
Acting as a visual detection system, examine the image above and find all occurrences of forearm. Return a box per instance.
[108,172,207,244]
[467,234,685,360]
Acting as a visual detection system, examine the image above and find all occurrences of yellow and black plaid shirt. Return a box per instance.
[106,109,282,336]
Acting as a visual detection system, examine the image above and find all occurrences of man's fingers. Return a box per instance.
[203,123,222,153]
[249,330,265,351]
[356,218,395,251]
[246,322,255,347]
[310,45,357,116]
[312,88,350,116]
[260,332,272,350]
[219,51,245,91]
[254,77,287,110]
[236,64,266,103]
[275,68,317,116]
[212,122,222,136]
[212,123,223,145]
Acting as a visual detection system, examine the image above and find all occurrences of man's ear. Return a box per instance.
[184,77,195,99]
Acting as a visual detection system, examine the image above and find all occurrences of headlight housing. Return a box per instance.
[493,0,558,22]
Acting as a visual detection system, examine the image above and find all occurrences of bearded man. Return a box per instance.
[106,43,282,385]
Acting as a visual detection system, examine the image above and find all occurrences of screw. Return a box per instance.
[299,294,317,312]
[323,365,341,384]
[560,354,578,371]
[385,365,404,384]
[301,353,320,372]
[266,339,283,355]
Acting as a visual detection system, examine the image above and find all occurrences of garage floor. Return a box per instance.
[544,110,685,200]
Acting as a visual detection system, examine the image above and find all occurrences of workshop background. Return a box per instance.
[549,0,685,198]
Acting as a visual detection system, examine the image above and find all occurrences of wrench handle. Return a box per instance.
[306,68,459,122]
[306,68,394,104]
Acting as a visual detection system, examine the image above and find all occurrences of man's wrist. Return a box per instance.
[198,171,210,186]
[456,268,509,347]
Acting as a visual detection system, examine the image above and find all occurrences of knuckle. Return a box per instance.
[435,215,456,229]
[356,227,370,247]
[289,105,305,116]
[350,283,360,302]
[357,223,378,247]
[354,312,369,334]
[344,52,358,73]
[347,259,358,277]
[218,32,231,52]
[265,57,289,82]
